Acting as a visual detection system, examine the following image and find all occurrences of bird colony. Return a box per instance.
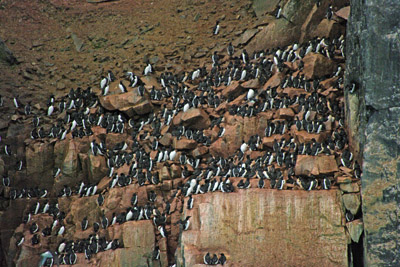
[0,30,360,266]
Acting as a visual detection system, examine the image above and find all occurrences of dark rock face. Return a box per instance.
[346,0,400,265]
[0,38,17,65]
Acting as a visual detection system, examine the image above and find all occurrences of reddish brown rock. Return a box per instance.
[335,6,350,20]
[232,28,259,46]
[25,141,55,189]
[159,133,173,147]
[181,108,211,130]
[174,138,197,150]
[336,176,353,184]
[295,155,339,176]
[241,79,261,89]
[263,72,284,89]
[246,19,299,53]
[177,190,347,266]
[99,90,153,116]
[312,19,345,40]
[191,146,209,158]
[221,81,245,100]
[277,108,295,119]
[302,52,337,79]
[294,130,330,143]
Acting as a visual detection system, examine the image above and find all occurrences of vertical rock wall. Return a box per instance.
[177,190,348,267]
[346,0,400,265]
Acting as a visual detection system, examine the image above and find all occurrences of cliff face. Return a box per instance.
[177,190,348,266]
[346,0,400,265]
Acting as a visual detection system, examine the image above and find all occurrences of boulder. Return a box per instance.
[335,6,350,20]
[232,29,259,46]
[302,53,337,79]
[312,19,345,40]
[181,108,211,130]
[0,38,17,65]
[99,89,153,116]
[221,81,245,100]
[174,138,197,150]
[346,219,364,243]
[241,79,260,89]
[342,193,361,216]
[252,0,280,17]
[295,155,339,176]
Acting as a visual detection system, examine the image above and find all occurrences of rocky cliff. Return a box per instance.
[346,0,400,265]
[0,0,364,266]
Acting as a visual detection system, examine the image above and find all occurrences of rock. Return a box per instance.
[346,219,364,243]
[277,108,294,119]
[339,182,360,193]
[87,154,108,184]
[221,81,245,100]
[56,82,66,90]
[22,70,34,80]
[312,19,345,40]
[336,176,353,184]
[25,142,55,189]
[0,38,17,65]
[246,19,298,53]
[99,89,153,116]
[70,33,84,52]
[302,53,336,79]
[180,108,210,130]
[335,6,350,20]
[241,79,260,89]
[252,0,280,17]
[294,155,339,176]
[174,138,197,150]
[159,133,173,147]
[342,193,361,216]
[177,190,347,266]
[232,29,259,46]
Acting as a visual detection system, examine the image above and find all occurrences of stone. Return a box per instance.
[246,19,298,53]
[241,79,260,89]
[180,108,210,130]
[336,176,353,184]
[339,182,360,193]
[159,133,173,147]
[232,29,259,46]
[0,38,17,65]
[174,138,197,150]
[302,53,337,79]
[221,81,245,100]
[335,6,350,20]
[312,19,345,40]
[252,0,280,17]
[294,155,339,176]
[277,108,294,119]
[25,142,55,189]
[177,190,347,266]
[99,88,154,116]
[56,81,66,90]
[342,193,361,216]
[346,219,364,243]
[70,33,84,52]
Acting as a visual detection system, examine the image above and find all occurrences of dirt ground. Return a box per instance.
[0,0,256,108]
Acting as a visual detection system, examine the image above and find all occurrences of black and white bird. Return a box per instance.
[213,20,220,35]
[227,42,234,57]
[176,216,191,231]
[144,63,152,76]
[119,81,128,93]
